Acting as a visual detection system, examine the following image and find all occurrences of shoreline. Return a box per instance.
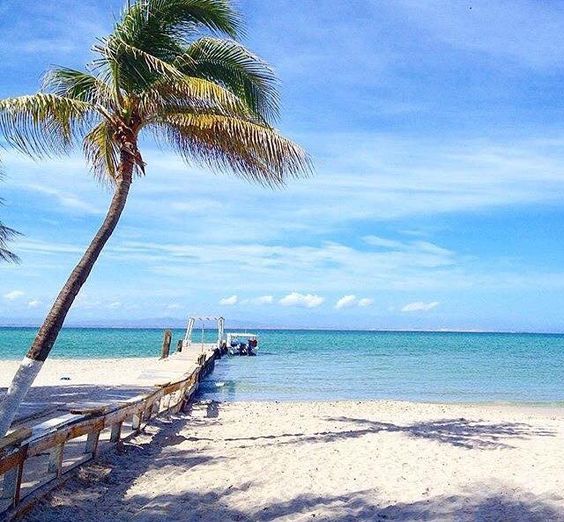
[1,357,563,409]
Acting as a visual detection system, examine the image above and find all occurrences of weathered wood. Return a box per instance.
[84,430,101,456]
[131,413,142,433]
[0,428,32,453]
[1,450,25,507]
[161,329,172,359]
[109,422,122,443]
[176,339,183,352]
[0,347,221,519]
[27,417,104,458]
[64,402,110,415]
[0,447,27,476]
[47,444,64,477]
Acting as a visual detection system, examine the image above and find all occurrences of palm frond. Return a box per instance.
[83,121,121,183]
[0,94,94,158]
[139,75,252,121]
[116,0,240,49]
[178,37,280,122]
[154,112,311,186]
[94,0,240,93]
[43,67,116,109]
[0,169,20,263]
[0,222,20,263]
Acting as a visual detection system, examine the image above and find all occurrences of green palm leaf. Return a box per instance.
[0,94,94,158]
[178,37,280,122]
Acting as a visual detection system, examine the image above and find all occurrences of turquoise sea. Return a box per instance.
[1,328,563,404]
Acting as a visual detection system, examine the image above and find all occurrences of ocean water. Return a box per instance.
[1,328,563,404]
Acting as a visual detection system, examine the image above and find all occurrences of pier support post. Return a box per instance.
[161,330,172,359]
[176,339,183,353]
[110,422,122,443]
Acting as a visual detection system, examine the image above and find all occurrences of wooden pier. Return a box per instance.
[0,336,223,520]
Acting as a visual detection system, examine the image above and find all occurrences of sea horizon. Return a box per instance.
[2,328,562,405]
[2,324,564,335]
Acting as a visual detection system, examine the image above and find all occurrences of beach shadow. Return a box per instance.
[323,416,557,449]
[22,485,564,521]
[17,408,563,521]
[223,416,556,450]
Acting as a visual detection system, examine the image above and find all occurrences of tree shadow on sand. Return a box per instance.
[322,416,557,449]
[222,416,556,450]
[19,404,563,522]
[23,481,564,521]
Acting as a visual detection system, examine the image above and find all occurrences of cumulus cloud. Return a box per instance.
[4,290,24,301]
[401,301,440,312]
[335,295,357,309]
[219,295,238,306]
[358,298,374,307]
[279,292,324,308]
[27,299,41,308]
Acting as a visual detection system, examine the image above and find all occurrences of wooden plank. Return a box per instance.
[28,417,104,457]
[0,429,32,453]
[47,444,64,477]
[1,450,25,507]
[0,447,26,476]
[64,402,111,415]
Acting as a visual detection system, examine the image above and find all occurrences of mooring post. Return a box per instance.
[177,339,183,353]
[161,329,172,359]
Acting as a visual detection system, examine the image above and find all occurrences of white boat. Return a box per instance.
[227,332,259,356]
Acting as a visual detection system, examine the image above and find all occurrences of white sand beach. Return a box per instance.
[20,399,564,521]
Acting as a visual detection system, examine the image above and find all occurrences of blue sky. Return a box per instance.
[1,0,564,331]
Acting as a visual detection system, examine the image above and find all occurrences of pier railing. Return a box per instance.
[0,348,217,520]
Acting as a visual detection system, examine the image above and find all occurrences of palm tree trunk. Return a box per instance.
[0,158,134,437]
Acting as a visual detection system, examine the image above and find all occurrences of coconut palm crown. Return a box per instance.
[0,0,310,436]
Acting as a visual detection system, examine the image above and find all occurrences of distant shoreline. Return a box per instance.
[1,324,564,335]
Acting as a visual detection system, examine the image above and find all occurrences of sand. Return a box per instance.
[19,399,564,522]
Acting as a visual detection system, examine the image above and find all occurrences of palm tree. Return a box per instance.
[0,0,310,436]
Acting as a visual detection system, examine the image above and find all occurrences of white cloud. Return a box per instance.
[255,295,274,305]
[166,303,182,310]
[23,184,103,215]
[27,299,41,308]
[108,301,122,309]
[279,292,324,308]
[170,199,222,214]
[401,301,440,312]
[358,298,374,307]
[219,295,238,306]
[335,295,357,309]
[4,290,24,301]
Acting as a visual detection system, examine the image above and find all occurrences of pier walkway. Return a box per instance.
[0,341,221,519]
